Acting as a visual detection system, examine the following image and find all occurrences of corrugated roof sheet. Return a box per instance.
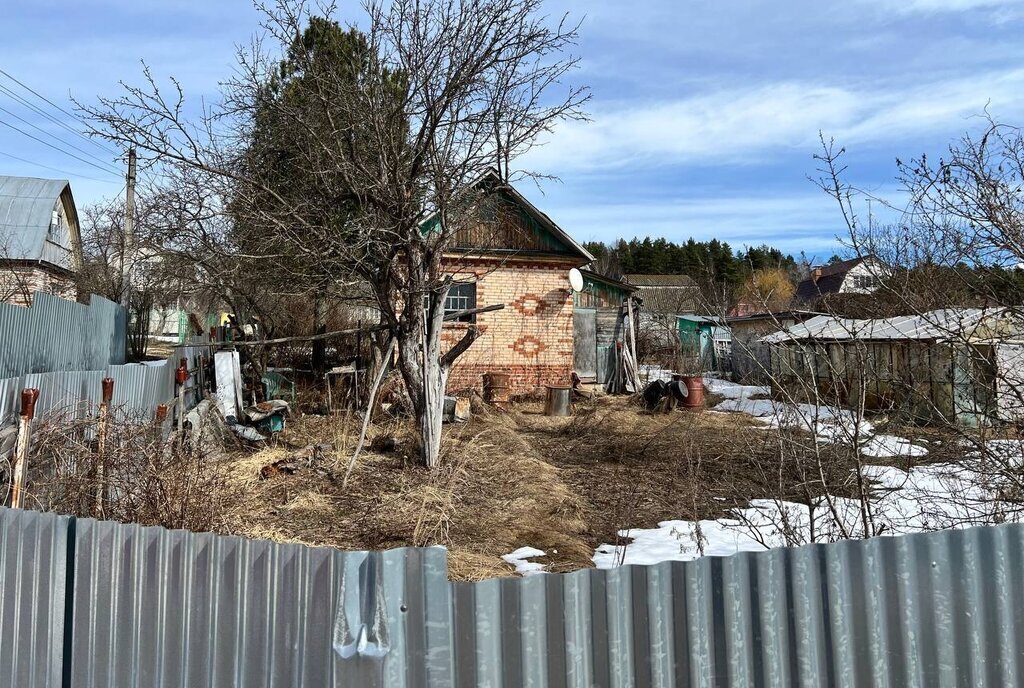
[762,308,1011,344]
[0,176,69,262]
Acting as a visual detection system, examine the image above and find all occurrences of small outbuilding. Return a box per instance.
[677,314,731,373]
[623,273,701,356]
[728,310,825,383]
[572,270,637,388]
[762,309,1024,426]
[0,175,81,307]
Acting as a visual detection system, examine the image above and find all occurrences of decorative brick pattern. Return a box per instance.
[442,257,577,395]
[511,335,547,357]
[509,293,550,316]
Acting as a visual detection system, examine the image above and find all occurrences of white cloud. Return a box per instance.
[860,0,1024,13]
[525,69,1024,172]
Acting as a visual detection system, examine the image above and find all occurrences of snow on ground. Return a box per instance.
[593,450,1024,569]
[861,434,928,458]
[707,378,927,457]
[702,377,769,400]
[502,546,547,576]
[591,377,1023,569]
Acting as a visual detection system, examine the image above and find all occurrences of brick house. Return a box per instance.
[0,176,81,307]
[439,171,593,395]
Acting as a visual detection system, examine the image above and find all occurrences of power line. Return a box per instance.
[0,103,121,174]
[0,150,123,184]
[0,81,119,158]
[0,69,97,131]
[0,117,124,178]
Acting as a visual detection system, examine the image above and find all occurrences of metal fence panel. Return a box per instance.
[3,510,1024,686]
[67,517,453,688]
[0,293,126,379]
[450,525,1024,688]
[0,508,69,688]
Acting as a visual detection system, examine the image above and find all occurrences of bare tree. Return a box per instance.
[82,0,588,467]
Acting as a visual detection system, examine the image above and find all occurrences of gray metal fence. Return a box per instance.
[0,293,126,379]
[0,292,209,425]
[2,507,1024,687]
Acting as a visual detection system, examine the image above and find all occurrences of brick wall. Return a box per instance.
[0,264,77,307]
[442,257,576,395]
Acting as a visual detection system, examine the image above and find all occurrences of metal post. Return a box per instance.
[95,377,114,517]
[175,361,188,436]
[11,388,39,509]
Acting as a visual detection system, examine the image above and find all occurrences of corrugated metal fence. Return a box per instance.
[0,292,209,425]
[0,293,126,379]
[2,507,1023,687]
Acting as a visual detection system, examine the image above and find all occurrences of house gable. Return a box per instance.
[428,169,593,265]
[0,176,81,273]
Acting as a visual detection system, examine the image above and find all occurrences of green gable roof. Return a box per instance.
[423,169,593,263]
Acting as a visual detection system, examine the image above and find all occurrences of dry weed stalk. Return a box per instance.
[22,404,229,532]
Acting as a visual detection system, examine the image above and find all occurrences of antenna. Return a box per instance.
[568,268,584,293]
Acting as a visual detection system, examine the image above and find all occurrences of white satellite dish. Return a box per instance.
[568,267,584,293]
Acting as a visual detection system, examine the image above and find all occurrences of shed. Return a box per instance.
[762,309,1024,425]
[572,271,637,389]
[0,175,81,306]
[728,310,825,383]
[678,315,731,373]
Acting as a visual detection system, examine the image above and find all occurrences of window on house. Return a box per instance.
[49,207,63,242]
[853,275,879,290]
[444,282,477,322]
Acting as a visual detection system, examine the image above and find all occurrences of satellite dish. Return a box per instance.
[568,267,584,292]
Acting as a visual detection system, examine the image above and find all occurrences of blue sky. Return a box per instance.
[3,0,1024,260]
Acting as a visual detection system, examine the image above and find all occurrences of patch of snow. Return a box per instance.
[593,439,1024,569]
[713,395,928,457]
[502,546,547,576]
[861,434,928,458]
[702,377,770,400]
[639,365,675,383]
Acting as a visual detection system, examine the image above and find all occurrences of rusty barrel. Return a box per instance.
[483,372,511,409]
[680,376,705,409]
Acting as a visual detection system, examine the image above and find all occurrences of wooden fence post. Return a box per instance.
[11,388,39,509]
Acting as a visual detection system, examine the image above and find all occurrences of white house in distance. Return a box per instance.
[794,256,886,304]
[0,175,82,307]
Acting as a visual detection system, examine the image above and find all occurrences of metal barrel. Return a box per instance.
[482,372,511,409]
[680,376,705,409]
[543,385,572,416]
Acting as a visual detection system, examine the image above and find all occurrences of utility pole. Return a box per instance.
[122,146,137,297]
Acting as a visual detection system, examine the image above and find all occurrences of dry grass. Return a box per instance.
[218,408,592,580]
[214,393,884,580]
[512,396,786,551]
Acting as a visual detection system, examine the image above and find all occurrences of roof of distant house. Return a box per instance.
[0,175,77,264]
[794,256,870,302]
[581,269,636,292]
[623,274,698,288]
[762,308,1017,344]
[727,310,827,324]
[622,274,700,314]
